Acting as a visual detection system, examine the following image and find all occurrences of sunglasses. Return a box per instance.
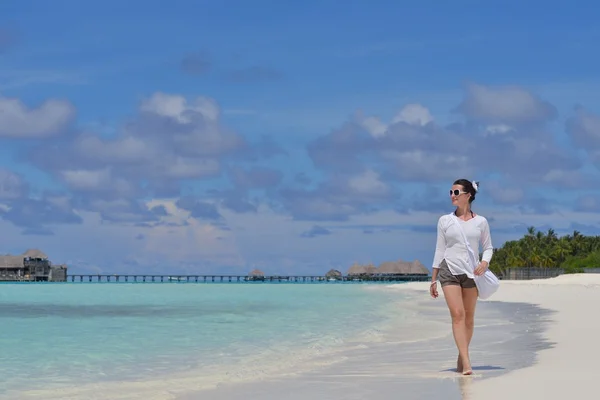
[449,189,469,196]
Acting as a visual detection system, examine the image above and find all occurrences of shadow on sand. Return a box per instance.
[440,364,505,373]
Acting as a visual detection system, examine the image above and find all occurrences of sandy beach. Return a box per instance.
[393,273,600,400]
[467,273,600,400]
[177,273,600,400]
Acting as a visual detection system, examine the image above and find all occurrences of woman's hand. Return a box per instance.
[430,281,439,298]
[474,261,489,276]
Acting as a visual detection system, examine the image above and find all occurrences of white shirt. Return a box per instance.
[431,213,494,279]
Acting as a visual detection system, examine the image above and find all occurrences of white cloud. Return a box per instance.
[0,94,75,137]
[392,103,433,126]
[73,135,151,164]
[455,82,557,124]
[347,169,390,196]
[358,103,433,138]
[27,91,243,215]
[139,92,220,123]
[381,150,472,181]
[567,107,600,150]
[542,169,587,187]
[3,81,599,273]
[0,169,27,200]
[60,168,138,198]
[484,124,514,136]
[486,180,525,204]
[61,168,112,190]
[1,181,598,274]
[163,157,221,179]
[309,81,582,196]
[360,115,387,137]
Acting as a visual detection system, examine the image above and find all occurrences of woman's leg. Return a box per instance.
[442,284,471,374]
[463,287,478,348]
[460,287,478,374]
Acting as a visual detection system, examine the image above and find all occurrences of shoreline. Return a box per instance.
[0,285,420,400]
[175,281,552,400]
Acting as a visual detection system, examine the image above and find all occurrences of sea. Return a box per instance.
[0,281,413,399]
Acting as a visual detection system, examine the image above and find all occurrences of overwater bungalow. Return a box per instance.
[347,262,377,277]
[376,259,429,276]
[247,268,265,281]
[346,259,428,280]
[325,269,343,280]
[0,249,67,282]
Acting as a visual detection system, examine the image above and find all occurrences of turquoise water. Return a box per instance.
[0,283,406,397]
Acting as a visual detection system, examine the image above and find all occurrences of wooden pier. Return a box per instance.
[61,274,430,283]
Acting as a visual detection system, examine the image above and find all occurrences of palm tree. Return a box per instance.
[491,226,600,273]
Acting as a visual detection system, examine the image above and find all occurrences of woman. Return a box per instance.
[429,179,494,376]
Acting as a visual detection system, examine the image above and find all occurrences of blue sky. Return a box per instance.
[1,0,600,275]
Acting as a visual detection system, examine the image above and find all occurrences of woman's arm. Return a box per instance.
[475,218,494,275]
[480,218,494,263]
[431,217,446,278]
[430,217,446,298]
[429,267,440,298]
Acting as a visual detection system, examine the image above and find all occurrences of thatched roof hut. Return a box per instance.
[0,255,25,268]
[377,261,404,274]
[325,269,342,279]
[248,269,265,277]
[22,249,48,259]
[376,259,429,275]
[347,263,363,275]
[407,260,429,274]
[347,262,377,275]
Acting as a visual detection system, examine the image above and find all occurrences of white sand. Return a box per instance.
[471,273,600,399]
[398,273,600,400]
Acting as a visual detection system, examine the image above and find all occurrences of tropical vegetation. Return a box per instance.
[490,227,600,275]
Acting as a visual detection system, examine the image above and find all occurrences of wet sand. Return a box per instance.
[179,281,553,400]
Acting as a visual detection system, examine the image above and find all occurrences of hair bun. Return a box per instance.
[472,180,479,192]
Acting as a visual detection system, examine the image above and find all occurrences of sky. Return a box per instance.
[1,0,600,275]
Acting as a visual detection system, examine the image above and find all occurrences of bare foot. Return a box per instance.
[457,355,463,373]
[461,359,473,375]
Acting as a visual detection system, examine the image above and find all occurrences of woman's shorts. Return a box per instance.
[438,259,476,289]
